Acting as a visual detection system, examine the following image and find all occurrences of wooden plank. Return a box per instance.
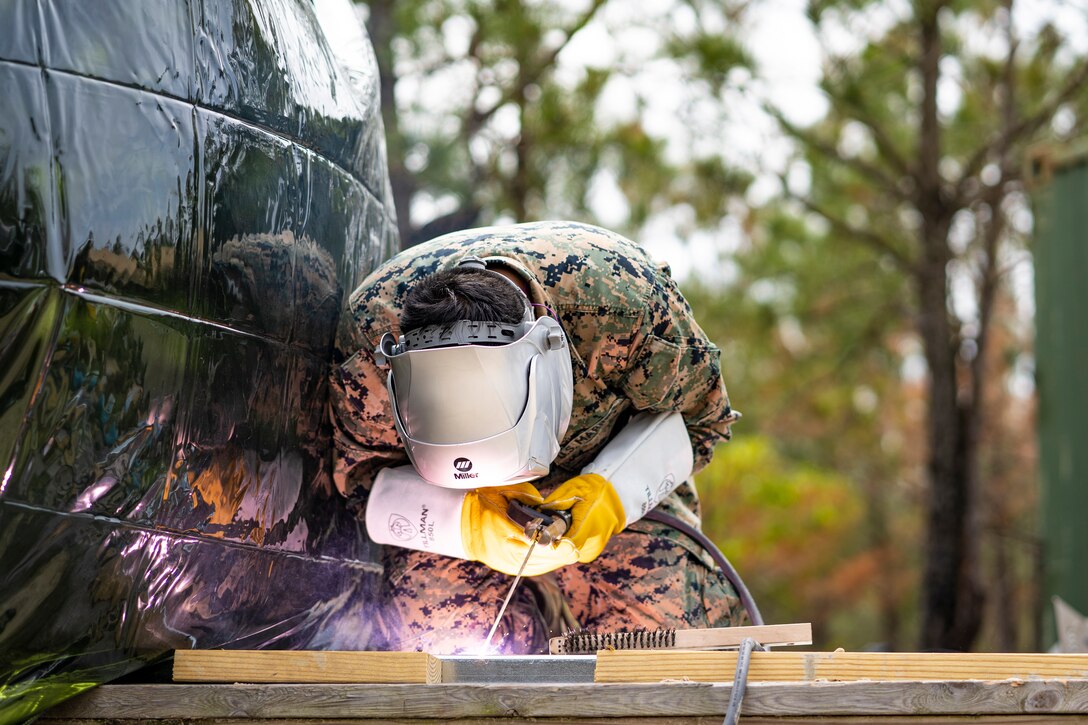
[40,679,1088,720]
[595,650,1088,684]
[40,716,1088,724]
[172,650,441,684]
[548,622,812,654]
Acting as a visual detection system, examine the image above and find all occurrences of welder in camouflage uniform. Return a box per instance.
[329,220,746,654]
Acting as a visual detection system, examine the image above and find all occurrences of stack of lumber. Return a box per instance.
[172,649,442,684]
[39,646,1088,722]
[594,649,1088,683]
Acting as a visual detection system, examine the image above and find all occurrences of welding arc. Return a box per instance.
[552,628,677,654]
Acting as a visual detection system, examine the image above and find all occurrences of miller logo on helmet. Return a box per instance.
[453,457,478,480]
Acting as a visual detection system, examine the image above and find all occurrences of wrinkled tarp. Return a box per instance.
[0,1,398,720]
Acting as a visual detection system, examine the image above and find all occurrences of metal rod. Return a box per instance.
[481,534,538,651]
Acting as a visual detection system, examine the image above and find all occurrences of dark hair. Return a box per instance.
[400,267,527,332]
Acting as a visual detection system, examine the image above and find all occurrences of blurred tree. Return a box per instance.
[688,206,921,649]
[698,435,870,645]
[361,0,752,245]
[354,0,1068,653]
[769,0,1087,650]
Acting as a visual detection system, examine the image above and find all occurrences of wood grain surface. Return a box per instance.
[39,717,1088,725]
[595,650,1088,683]
[173,650,441,684]
[40,679,1088,721]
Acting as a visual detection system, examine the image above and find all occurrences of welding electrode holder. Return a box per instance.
[506,500,572,546]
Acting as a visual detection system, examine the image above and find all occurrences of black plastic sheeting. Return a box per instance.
[0,1,398,720]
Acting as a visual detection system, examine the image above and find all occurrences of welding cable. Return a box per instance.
[642,509,764,627]
[723,636,767,725]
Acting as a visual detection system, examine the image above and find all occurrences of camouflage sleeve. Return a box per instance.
[327,305,407,519]
[619,268,737,472]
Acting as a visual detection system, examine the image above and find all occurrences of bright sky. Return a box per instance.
[565,0,1083,400]
[330,0,1084,397]
[628,0,1088,284]
[637,0,828,283]
[336,0,1086,317]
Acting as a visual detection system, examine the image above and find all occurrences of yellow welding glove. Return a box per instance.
[541,473,626,564]
[462,484,579,576]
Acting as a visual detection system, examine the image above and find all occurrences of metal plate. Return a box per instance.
[439,655,596,684]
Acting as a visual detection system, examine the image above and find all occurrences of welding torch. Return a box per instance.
[506,500,572,545]
[479,501,572,651]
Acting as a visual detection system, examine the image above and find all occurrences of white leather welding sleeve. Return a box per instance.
[365,464,471,559]
[581,411,694,526]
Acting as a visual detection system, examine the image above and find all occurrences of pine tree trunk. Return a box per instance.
[913,3,984,652]
[915,241,984,651]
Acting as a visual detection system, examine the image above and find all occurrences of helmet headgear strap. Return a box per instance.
[457,256,533,319]
[375,256,535,365]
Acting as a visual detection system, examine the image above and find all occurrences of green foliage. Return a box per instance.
[663,32,750,94]
[764,0,1086,650]
[700,436,862,567]
[685,205,909,457]
[366,0,1081,651]
[696,434,914,649]
[683,199,921,648]
[364,0,752,239]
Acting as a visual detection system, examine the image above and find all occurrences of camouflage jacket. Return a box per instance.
[329,221,739,528]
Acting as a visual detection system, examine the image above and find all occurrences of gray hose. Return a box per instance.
[724,637,767,725]
[643,509,764,627]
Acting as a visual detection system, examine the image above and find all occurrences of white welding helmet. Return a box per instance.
[375,260,574,488]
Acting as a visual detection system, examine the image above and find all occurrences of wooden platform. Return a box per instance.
[41,650,1088,722]
[40,680,1088,722]
[596,650,1088,683]
[169,649,1088,685]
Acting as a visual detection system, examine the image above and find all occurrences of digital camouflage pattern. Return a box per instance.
[381,520,747,654]
[329,221,743,652]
